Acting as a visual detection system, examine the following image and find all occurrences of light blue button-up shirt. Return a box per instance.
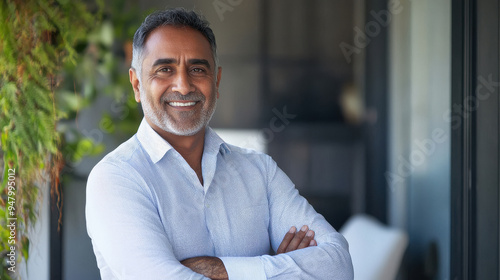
[86,119,353,279]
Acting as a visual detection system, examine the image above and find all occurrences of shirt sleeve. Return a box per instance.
[86,161,210,280]
[220,156,354,280]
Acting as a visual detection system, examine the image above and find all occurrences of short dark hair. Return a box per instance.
[131,8,218,78]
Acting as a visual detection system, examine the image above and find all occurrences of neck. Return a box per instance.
[162,129,205,156]
[148,120,206,185]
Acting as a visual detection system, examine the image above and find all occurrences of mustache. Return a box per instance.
[160,91,206,103]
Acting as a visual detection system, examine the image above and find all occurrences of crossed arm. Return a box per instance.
[181,225,317,279]
[87,158,352,279]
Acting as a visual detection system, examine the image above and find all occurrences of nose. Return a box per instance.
[171,70,195,96]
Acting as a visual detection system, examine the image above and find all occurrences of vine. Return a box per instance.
[0,0,102,278]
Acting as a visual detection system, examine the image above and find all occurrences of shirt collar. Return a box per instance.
[137,118,174,163]
[136,118,231,164]
[204,127,231,157]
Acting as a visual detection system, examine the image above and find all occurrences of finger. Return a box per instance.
[309,239,317,246]
[285,225,308,253]
[277,226,296,254]
[297,230,315,250]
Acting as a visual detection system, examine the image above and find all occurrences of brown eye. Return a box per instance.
[158,67,171,72]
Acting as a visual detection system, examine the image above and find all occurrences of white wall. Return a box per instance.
[20,183,49,280]
[389,0,451,279]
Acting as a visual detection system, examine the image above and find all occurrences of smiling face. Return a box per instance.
[130,25,221,137]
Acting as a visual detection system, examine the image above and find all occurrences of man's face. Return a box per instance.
[130,25,221,136]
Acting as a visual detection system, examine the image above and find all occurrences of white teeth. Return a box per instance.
[169,102,196,107]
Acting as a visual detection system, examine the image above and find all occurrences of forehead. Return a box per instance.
[142,25,214,65]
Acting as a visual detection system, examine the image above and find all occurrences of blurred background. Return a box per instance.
[3,0,498,279]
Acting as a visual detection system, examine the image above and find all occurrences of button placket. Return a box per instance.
[173,152,204,190]
[203,187,219,254]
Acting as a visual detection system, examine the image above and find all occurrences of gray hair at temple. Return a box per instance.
[131,8,218,82]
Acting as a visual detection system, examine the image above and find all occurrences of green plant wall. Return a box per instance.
[0,0,145,277]
[0,1,102,278]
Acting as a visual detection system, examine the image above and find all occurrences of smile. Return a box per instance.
[168,101,197,107]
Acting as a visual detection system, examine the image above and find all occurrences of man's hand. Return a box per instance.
[182,226,316,278]
[276,225,317,254]
[181,256,228,280]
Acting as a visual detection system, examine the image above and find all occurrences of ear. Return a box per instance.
[129,68,141,102]
[216,66,222,99]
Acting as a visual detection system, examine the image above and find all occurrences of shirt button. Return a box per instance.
[205,204,210,209]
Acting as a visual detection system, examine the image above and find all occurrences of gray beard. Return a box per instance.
[139,85,217,136]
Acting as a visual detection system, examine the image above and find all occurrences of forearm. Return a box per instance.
[262,237,353,280]
[263,159,353,279]
[216,240,352,280]
[181,256,229,280]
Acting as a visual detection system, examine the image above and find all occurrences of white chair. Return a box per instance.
[340,214,408,280]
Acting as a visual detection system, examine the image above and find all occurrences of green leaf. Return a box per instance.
[100,114,115,133]
[100,21,114,47]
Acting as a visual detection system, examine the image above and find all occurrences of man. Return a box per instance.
[86,8,353,280]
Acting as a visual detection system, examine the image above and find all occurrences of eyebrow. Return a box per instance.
[152,58,211,69]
